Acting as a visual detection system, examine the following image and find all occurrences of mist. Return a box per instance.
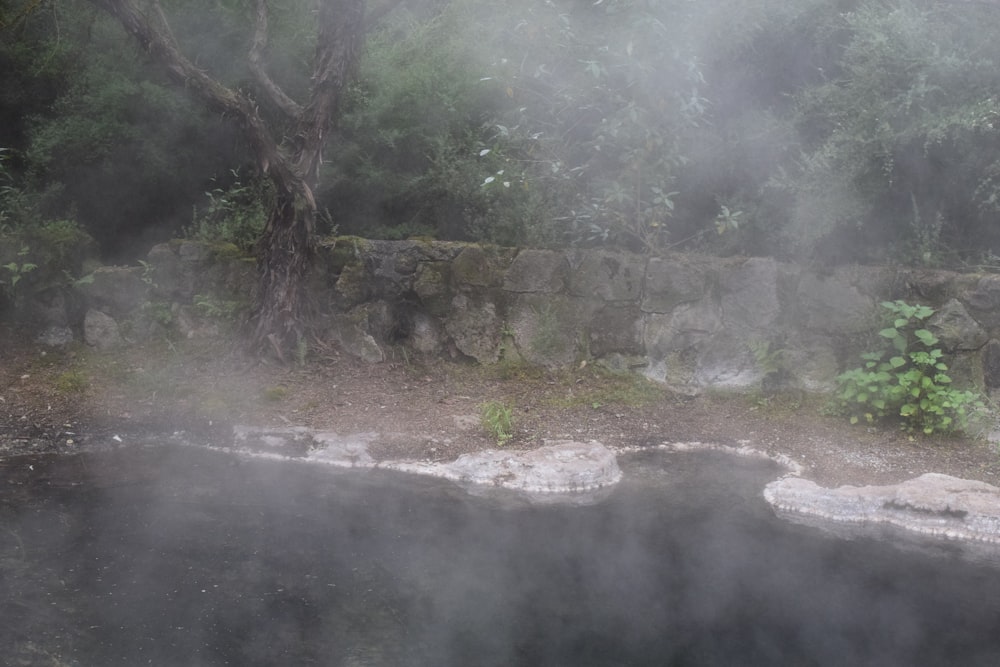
[4,446,1000,665]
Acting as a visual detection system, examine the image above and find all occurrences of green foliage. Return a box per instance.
[834,300,984,435]
[479,399,514,445]
[185,170,270,252]
[0,218,95,313]
[328,3,543,244]
[1,245,37,295]
[9,0,1000,265]
[777,1,1000,263]
[193,293,247,321]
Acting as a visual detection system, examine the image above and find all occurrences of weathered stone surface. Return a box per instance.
[444,293,502,363]
[782,335,840,391]
[588,305,643,357]
[229,427,622,499]
[641,255,712,313]
[960,274,1000,329]
[503,249,568,293]
[419,439,622,493]
[84,309,122,349]
[797,272,876,334]
[765,473,1000,545]
[410,311,444,356]
[983,339,1000,389]
[26,289,74,327]
[146,241,214,300]
[927,298,988,352]
[720,257,780,330]
[642,300,723,360]
[641,301,724,388]
[36,326,74,347]
[507,294,592,367]
[691,332,760,388]
[413,262,452,317]
[567,250,643,302]
[328,308,385,363]
[333,262,370,309]
[451,245,514,287]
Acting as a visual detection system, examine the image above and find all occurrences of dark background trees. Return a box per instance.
[6,0,1000,288]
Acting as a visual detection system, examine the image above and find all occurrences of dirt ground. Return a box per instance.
[3,324,1000,489]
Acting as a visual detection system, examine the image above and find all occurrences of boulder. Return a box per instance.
[503,249,568,294]
[641,255,712,313]
[927,298,988,352]
[80,265,149,316]
[444,293,503,363]
[84,309,123,350]
[797,271,876,335]
[720,257,781,330]
[567,250,643,302]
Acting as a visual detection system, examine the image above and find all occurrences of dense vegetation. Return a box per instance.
[6,0,1000,270]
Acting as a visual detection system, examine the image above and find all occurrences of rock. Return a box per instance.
[328,309,385,363]
[641,255,712,313]
[83,309,123,350]
[984,339,1000,389]
[927,298,988,352]
[764,473,1000,547]
[410,311,444,355]
[720,257,781,330]
[797,271,876,334]
[451,245,514,287]
[503,249,568,293]
[507,294,592,367]
[444,293,502,363]
[36,326,74,347]
[76,266,148,317]
[961,274,1000,329]
[567,250,643,302]
[227,427,623,501]
[588,305,643,357]
[395,439,623,494]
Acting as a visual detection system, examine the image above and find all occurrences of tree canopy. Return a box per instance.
[6,0,1000,283]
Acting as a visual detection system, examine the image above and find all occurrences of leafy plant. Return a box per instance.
[834,300,984,434]
[193,293,245,321]
[1,245,37,294]
[185,170,270,252]
[749,338,786,393]
[479,400,514,446]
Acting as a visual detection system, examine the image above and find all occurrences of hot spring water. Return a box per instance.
[2,445,999,665]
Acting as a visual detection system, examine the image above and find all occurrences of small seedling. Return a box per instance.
[479,400,514,446]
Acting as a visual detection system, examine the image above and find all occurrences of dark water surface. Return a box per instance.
[2,445,1000,666]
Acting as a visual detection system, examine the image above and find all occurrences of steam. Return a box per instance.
[4,446,1000,665]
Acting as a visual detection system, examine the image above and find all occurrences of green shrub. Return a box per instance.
[185,170,270,252]
[479,400,514,446]
[834,300,984,435]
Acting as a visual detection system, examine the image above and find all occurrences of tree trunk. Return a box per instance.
[251,189,316,360]
[89,0,369,359]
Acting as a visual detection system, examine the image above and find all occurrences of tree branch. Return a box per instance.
[290,0,366,183]
[87,0,296,190]
[249,0,303,120]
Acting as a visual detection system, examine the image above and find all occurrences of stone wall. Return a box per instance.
[68,238,1000,393]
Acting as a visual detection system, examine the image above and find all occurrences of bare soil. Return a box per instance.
[3,325,1000,488]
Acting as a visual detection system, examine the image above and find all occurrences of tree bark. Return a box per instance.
[88,0,366,357]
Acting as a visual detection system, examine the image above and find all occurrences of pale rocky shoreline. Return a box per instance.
[217,425,1000,562]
